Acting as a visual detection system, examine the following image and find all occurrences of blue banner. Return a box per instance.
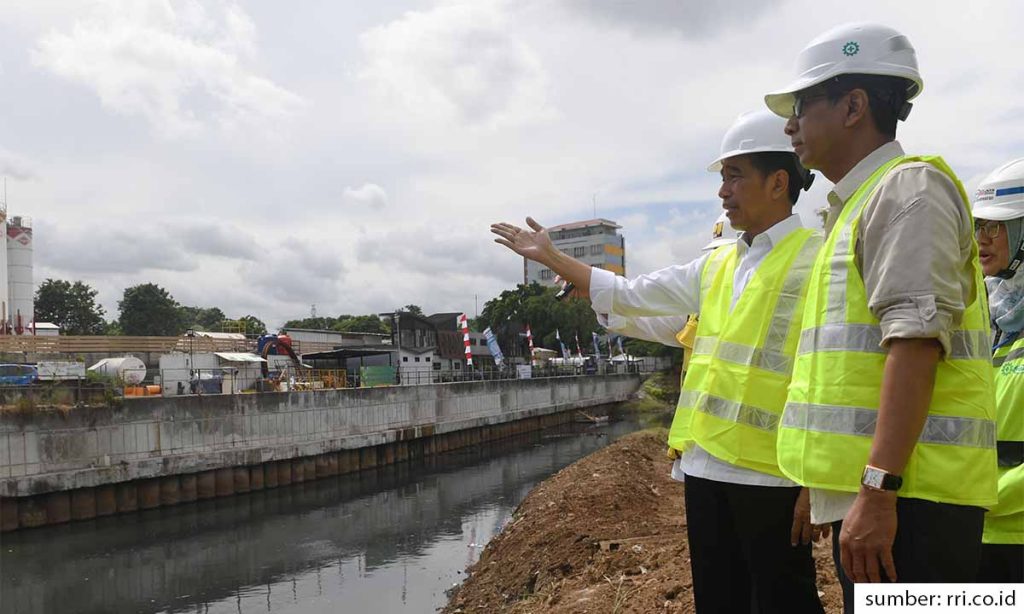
[482,327,504,366]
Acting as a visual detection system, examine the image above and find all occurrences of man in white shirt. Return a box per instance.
[492,109,825,613]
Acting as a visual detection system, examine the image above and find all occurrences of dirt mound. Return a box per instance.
[444,429,843,613]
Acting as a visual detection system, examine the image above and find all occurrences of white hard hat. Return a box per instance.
[707,110,793,172]
[972,158,1024,221]
[764,22,923,119]
[703,212,738,251]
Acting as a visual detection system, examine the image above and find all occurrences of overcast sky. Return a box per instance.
[2,0,1022,329]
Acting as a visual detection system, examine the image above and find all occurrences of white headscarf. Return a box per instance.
[987,273,1024,337]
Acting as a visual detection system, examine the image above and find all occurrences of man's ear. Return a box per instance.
[843,89,870,129]
[770,169,789,201]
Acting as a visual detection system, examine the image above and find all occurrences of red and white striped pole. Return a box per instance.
[526,324,534,353]
[459,313,473,367]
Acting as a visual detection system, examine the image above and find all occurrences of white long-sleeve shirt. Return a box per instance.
[591,214,805,488]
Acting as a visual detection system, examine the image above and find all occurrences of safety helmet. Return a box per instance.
[703,212,738,251]
[708,109,815,190]
[764,22,923,119]
[707,110,795,172]
[973,158,1024,279]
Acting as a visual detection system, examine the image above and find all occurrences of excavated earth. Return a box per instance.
[443,429,843,613]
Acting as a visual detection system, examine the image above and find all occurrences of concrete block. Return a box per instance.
[138,479,161,509]
[197,471,216,499]
[277,461,292,486]
[233,467,250,493]
[263,463,279,488]
[315,455,330,478]
[18,496,47,528]
[215,469,234,496]
[95,485,117,516]
[45,491,71,524]
[179,475,197,502]
[303,458,316,481]
[1,497,19,531]
[71,488,98,520]
[291,459,305,483]
[160,476,180,506]
[249,466,264,491]
[116,482,138,512]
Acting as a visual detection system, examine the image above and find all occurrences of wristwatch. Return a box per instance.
[861,465,903,492]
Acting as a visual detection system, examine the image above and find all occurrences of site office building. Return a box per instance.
[523,219,625,285]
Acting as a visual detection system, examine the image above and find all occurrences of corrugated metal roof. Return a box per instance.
[214,352,266,363]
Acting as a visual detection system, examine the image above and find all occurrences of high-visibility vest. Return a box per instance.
[779,155,998,506]
[984,333,1024,544]
[667,227,821,476]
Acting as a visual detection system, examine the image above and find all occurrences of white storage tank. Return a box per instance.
[88,356,147,385]
[0,207,9,330]
[6,216,32,334]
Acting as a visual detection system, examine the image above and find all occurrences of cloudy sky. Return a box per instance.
[2,0,1022,329]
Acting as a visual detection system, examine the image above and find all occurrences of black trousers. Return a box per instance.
[831,497,985,613]
[684,474,824,614]
[978,543,1024,583]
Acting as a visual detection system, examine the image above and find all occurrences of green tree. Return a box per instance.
[477,283,604,357]
[282,316,338,330]
[118,283,185,336]
[33,279,107,335]
[236,315,267,336]
[403,304,424,317]
[179,306,227,331]
[333,314,390,334]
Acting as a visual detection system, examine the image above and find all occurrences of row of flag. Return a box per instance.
[461,315,624,364]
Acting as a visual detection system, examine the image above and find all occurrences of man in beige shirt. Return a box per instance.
[764,22,997,612]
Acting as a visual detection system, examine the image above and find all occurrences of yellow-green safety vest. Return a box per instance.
[667,227,821,477]
[984,333,1024,544]
[779,155,998,506]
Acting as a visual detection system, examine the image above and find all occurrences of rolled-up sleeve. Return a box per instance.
[589,254,707,319]
[601,314,687,346]
[858,164,976,356]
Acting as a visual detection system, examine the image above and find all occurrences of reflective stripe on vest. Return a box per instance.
[667,228,821,476]
[779,155,998,507]
[984,334,1024,544]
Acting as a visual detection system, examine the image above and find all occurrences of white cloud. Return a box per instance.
[0,148,37,181]
[358,2,555,130]
[342,183,389,211]
[31,0,304,139]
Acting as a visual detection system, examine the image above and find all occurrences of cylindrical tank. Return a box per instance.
[88,356,147,385]
[0,207,8,332]
[6,216,32,334]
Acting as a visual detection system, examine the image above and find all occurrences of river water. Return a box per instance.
[0,417,646,614]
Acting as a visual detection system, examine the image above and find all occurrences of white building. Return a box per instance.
[524,218,625,286]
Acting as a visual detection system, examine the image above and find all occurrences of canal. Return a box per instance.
[0,415,647,614]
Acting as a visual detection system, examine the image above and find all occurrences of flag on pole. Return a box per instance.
[607,334,613,360]
[483,327,504,367]
[592,331,601,357]
[574,332,583,358]
[555,329,569,359]
[526,324,534,353]
[459,313,473,367]
[616,336,625,356]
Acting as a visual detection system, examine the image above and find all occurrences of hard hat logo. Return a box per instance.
[842,41,860,56]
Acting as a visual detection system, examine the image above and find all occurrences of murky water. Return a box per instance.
[0,417,646,614]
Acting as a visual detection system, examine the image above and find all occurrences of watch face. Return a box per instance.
[863,468,885,489]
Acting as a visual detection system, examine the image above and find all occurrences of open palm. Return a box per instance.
[491,217,555,262]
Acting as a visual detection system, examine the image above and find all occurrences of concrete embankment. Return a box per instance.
[0,374,641,531]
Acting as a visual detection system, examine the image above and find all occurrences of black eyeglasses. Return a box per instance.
[975,220,1003,240]
[792,90,831,118]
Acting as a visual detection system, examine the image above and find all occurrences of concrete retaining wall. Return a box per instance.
[0,374,640,531]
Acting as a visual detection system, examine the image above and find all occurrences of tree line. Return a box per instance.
[34,279,268,337]
[33,278,677,357]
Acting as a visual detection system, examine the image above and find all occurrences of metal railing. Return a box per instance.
[0,361,663,409]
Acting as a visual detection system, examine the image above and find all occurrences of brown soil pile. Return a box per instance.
[444,429,843,613]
